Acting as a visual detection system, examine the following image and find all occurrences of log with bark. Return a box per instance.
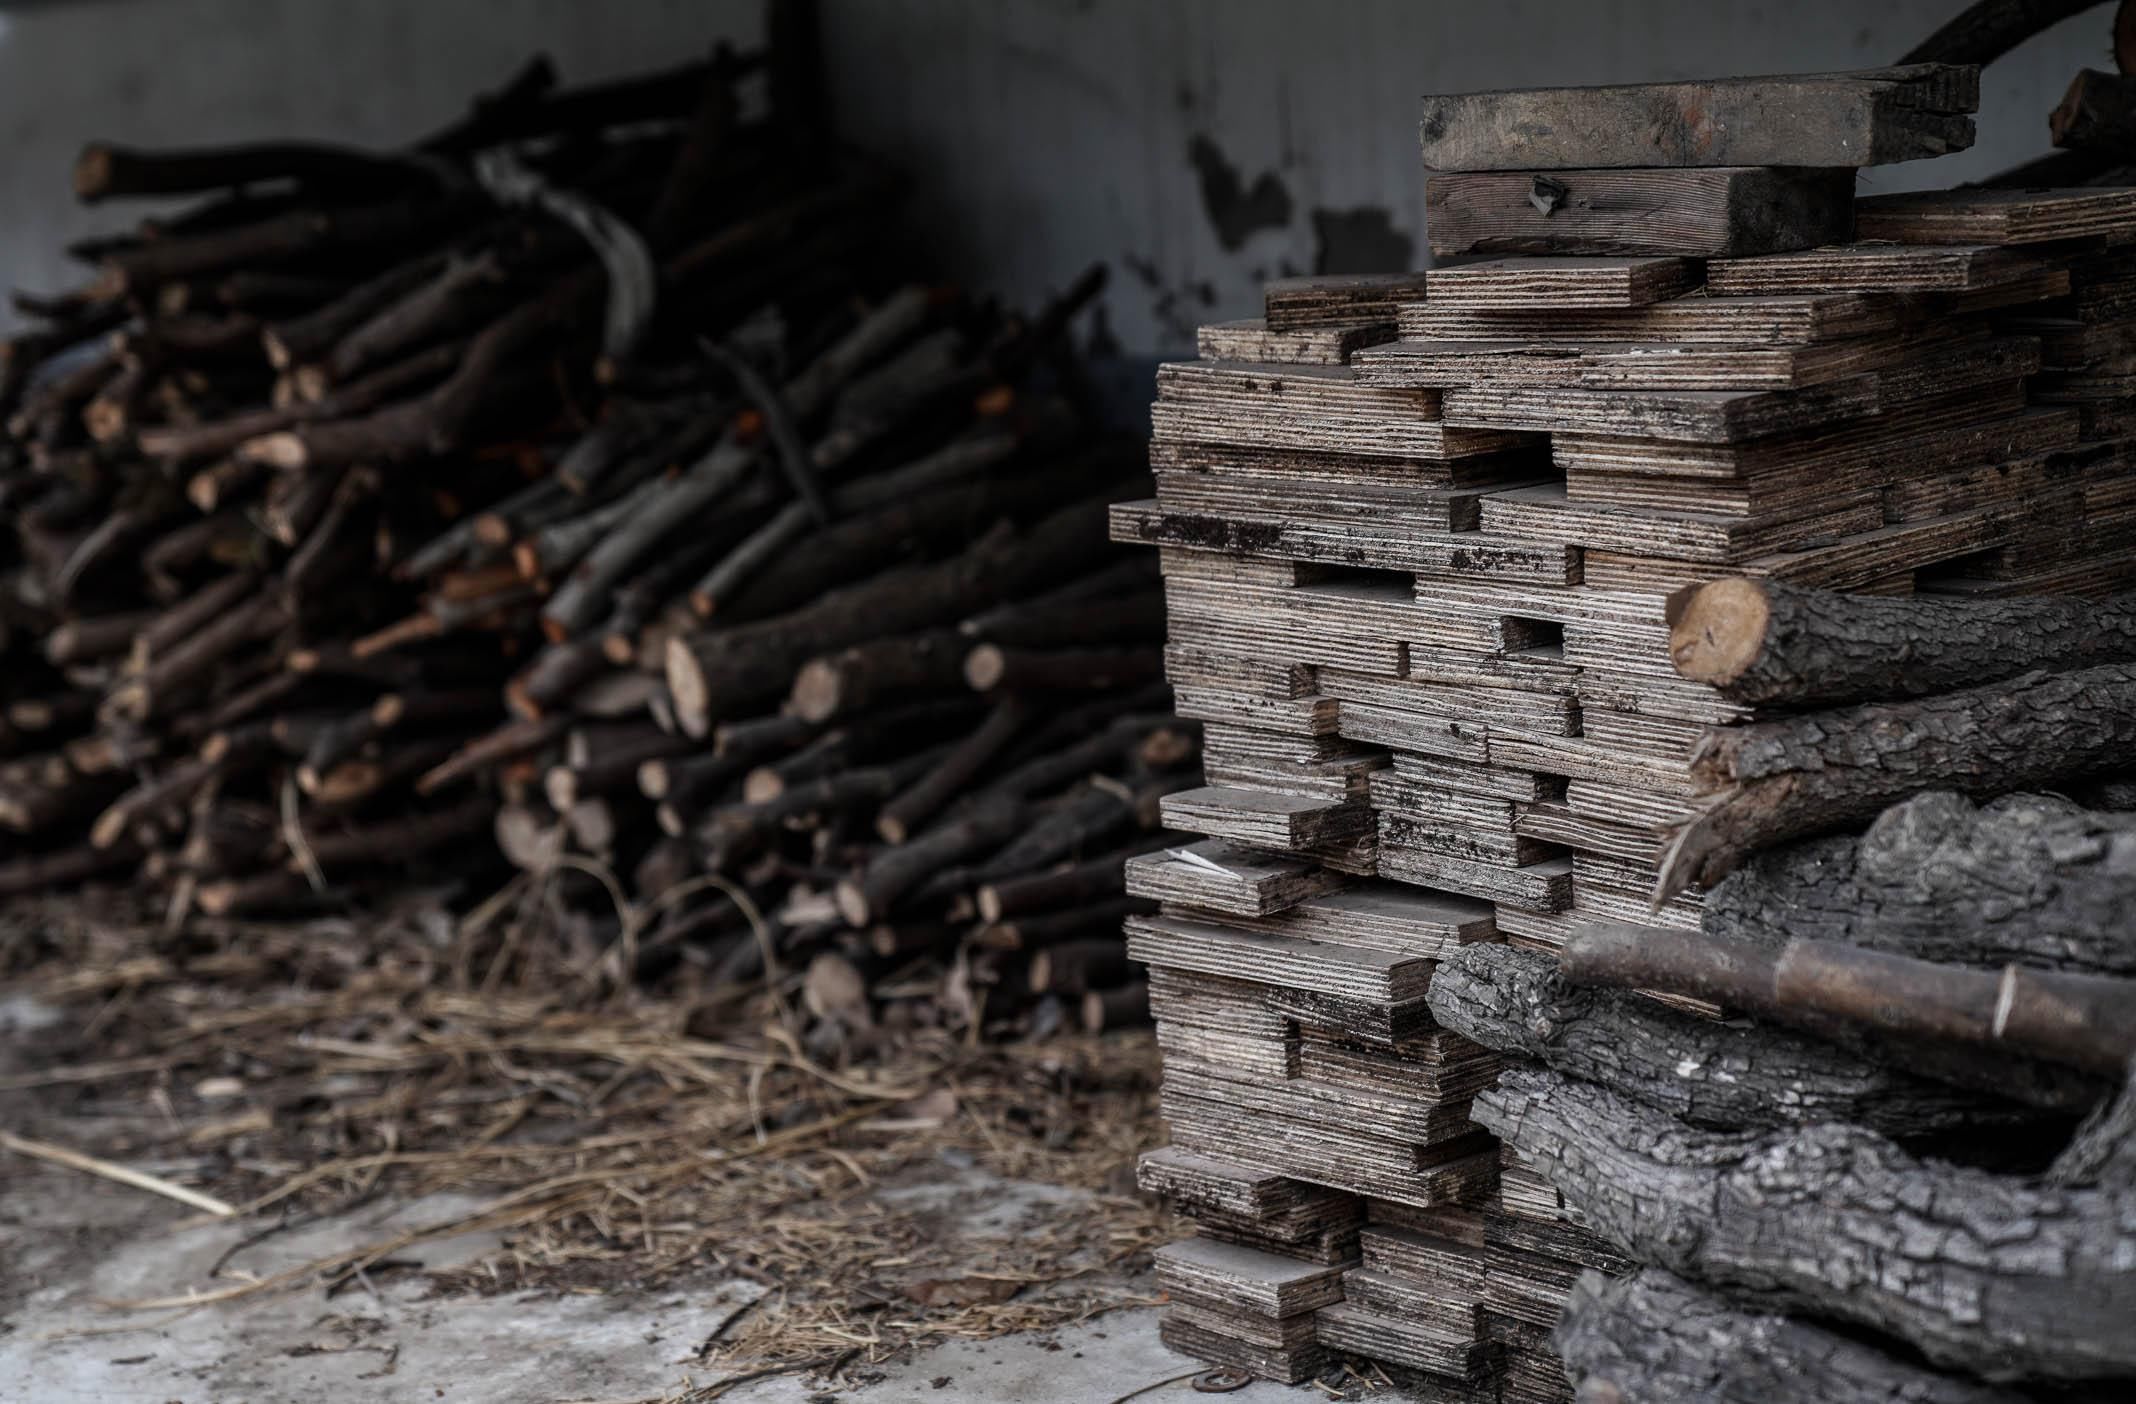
[1427,943,2033,1133]
[1657,663,2136,896]
[1556,1269,2036,1404]
[1703,791,2136,977]
[1560,920,2136,1080]
[1473,1065,2136,1383]
[1665,577,2136,709]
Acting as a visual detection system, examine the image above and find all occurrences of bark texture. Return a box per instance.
[1660,665,2136,896]
[1556,1269,2034,1404]
[1472,1066,2136,1383]
[1665,578,2136,708]
[1428,943,2024,1134]
[1705,791,2136,976]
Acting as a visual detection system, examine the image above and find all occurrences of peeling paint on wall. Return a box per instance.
[1187,133,1293,250]
[1312,207,1416,275]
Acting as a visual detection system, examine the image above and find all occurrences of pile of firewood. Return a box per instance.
[0,12,1179,1038]
[1427,576,2136,1400]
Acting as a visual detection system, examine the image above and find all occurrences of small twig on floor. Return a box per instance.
[0,1130,238,1217]
[1102,1368,1202,1403]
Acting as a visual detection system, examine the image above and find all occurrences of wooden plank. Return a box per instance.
[1554,386,2051,483]
[1400,291,1900,346]
[1265,272,1432,330]
[1153,1238,1351,1319]
[1157,359,1442,419]
[1158,1314,1326,1387]
[1375,836,1574,911]
[1424,165,1855,258]
[1704,241,2041,294]
[1158,786,1372,853]
[1218,881,1499,958]
[1125,839,1342,918]
[1125,911,1434,1004]
[1315,1300,1493,1379]
[1423,256,1698,309]
[1196,317,1395,366]
[1355,333,1924,392]
[1855,186,2136,244]
[1563,408,2080,515]
[1442,374,1879,443]
[1164,1091,1502,1209]
[1154,468,1492,533]
[1478,483,1886,565]
[1164,1059,1480,1147]
[1416,65,1978,171]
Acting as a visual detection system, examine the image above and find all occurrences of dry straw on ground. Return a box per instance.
[0,887,1176,1398]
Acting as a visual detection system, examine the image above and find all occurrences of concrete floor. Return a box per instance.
[0,1158,1319,1404]
[1,984,1338,1404]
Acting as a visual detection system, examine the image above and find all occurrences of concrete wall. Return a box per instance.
[0,0,2118,349]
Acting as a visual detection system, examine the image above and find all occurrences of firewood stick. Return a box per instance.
[1027,938,1133,996]
[105,595,286,723]
[975,834,1171,922]
[958,588,1163,649]
[1432,943,2021,1135]
[415,715,568,794]
[876,700,1028,843]
[1080,981,1150,1033]
[73,140,445,204]
[789,629,971,723]
[1561,921,2136,1079]
[45,609,155,666]
[291,793,493,871]
[0,839,141,897]
[698,752,943,845]
[1659,662,2136,897]
[687,424,1022,616]
[545,730,693,810]
[1667,577,2136,708]
[963,644,1164,695]
[834,791,1025,926]
[978,897,1155,954]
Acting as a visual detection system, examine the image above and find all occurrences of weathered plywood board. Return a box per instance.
[1423,256,1699,309]
[1265,272,1433,330]
[1855,186,2136,244]
[1704,241,2041,294]
[1417,65,1977,171]
[1400,291,1899,346]
[1196,317,1395,366]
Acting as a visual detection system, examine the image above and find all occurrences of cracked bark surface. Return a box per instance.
[1666,577,2136,709]
[1556,1268,2036,1404]
[1705,791,2136,976]
[1426,944,2019,1135]
[1472,1066,2136,1383]
[1659,665,2136,896]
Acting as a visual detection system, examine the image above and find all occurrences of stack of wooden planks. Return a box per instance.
[1115,58,2136,1396]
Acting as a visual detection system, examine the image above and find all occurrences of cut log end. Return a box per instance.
[1667,576,1773,688]
[638,759,672,800]
[663,635,712,739]
[833,879,872,928]
[741,768,784,804]
[963,642,1007,691]
[786,659,843,724]
[237,430,309,470]
[876,812,912,845]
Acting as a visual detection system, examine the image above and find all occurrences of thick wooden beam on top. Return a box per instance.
[1417,65,1978,172]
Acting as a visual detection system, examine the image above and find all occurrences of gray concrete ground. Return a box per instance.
[0,1158,1313,1404]
[1,988,1337,1404]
